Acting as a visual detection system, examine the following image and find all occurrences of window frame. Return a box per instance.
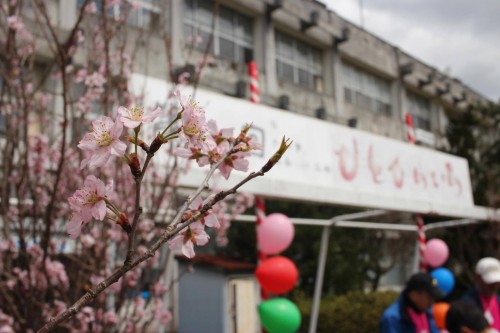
[275,30,323,91]
[183,0,254,64]
[407,91,432,131]
[342,62,393,117]
[76,0,161,30]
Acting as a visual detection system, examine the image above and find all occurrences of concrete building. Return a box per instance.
[19,0,490,146]
[165,0,489,147]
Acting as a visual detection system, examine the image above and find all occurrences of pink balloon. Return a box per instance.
[258,213,294,255]
[424,239,449,267]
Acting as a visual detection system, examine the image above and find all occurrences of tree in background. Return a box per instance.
[445,103,500,206]
[0,0,288,332]
[442,102,500,292]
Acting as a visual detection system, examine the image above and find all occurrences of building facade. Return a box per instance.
[163,0,488,147]
[22,0,490,148]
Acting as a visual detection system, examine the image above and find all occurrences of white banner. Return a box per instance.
[131,74,486,219]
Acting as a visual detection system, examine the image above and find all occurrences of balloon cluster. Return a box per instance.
[424,239,455,330]
[424,239,455,297]
[256,213,302,333]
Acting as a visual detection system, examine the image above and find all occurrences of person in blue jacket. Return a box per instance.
[380,272,442,333]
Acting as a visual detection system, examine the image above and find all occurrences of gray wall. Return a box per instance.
[178,265,228,333]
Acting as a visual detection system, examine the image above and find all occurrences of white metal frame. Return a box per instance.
[235,212,491,333]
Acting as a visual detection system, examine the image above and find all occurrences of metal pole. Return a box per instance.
[425,218,479,231]
[308,210,387,333]
[308,225,331,333]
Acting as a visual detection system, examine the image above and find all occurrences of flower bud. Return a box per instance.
[262,136,292,173]
[117,213,132,233]
[149,134,165,154]
[127,153,141,178]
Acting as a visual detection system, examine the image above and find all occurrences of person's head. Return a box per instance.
[404,272,442,312]
[475,257,500,296]
[446,301,489,333]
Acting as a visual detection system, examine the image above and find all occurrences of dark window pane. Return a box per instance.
[199,30,212,52]
[277,61,294,82]
[237,16,253,43]
[219,7,234,34]
[344,87,354,104]
[219,37,235,61]
[298,68,312,88]
[297,42,309,67]
[197,0,213,26]
[276,33,293,59]
[184,0,194,20]
[356,92,372,110]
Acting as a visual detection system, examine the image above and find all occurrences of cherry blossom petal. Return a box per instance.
[203,213,219,228]
[181,241,195,258]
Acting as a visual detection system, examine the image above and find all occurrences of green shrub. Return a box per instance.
[294,290,398,333]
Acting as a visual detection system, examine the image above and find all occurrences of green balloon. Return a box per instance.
[258,298,301,333]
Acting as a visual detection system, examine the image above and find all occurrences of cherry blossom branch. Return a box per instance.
[37,137,291,333]
[124,126,181,264]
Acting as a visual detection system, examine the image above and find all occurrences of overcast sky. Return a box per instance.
[320,0,500,102]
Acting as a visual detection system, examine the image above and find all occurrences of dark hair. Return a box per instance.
[445,301,489,333]
[404,272,443,299]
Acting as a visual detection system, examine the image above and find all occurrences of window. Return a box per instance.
[126,0,161,29]
[184,0,253,64]
[275,31,323,90]
[342,62,392,116]
[407,92,431,131]
[77,0,161,29]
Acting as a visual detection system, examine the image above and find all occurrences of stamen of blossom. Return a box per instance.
[78,116,127,169]
[118,105,161,129]
[167,221,209,258]
[172,146,209,166]
[66,175,113,239]
[175,89,208,144]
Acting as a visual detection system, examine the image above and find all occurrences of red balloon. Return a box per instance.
[255,256,298,294]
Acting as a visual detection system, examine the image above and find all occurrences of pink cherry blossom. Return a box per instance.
[67,175,113,238]
[102,311,118,325]
[44,259,69,290]
[78,116,127,169]
[175,89,207,144]
[7,16,23,31]
[206,119,233,143]
[118,105,161,129]
[217,151,250,179]
[66,218,83,240]
[155,306,172,325]
[173,146,209,166]
[186,35,203,46]
[85,72,106,88]
[189,196,220,228]
[168,221,209,258]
